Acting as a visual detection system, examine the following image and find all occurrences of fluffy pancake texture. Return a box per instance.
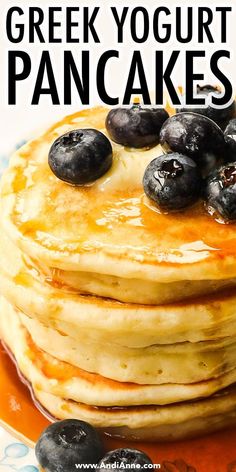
[2,298,236,441]
[34,388,236,442]
[2,230,236,350]
[20,308,236,385]
[1,106,236,440]
[6,298,236,405]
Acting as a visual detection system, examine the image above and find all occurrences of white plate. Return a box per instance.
[0,426,38,472]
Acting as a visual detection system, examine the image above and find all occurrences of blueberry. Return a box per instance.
[97,448,153,472]
[48,129,112,185]
[143,153,202,211]
[224,118,236,163]
[176,85,236,129]
[205,163,236,221]
[105,104,169,148]
[35,419,104,472]
[159,112,225,176]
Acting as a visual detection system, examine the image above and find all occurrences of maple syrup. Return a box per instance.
[1,340,236,471]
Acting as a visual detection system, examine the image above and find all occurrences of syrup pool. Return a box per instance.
[1,342,236,471]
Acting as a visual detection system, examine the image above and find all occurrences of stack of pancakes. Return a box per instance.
[1,107,236,441]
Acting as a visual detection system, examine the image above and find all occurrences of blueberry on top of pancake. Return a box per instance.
[49,128,112,185]
[224,118,236,163]
[159,112,225,176]
[106,103,169,148]
[176,84,236,130]
[143,153,202,211]
[206,163,236,221]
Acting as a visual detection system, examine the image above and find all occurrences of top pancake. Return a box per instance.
[1,106,236,283]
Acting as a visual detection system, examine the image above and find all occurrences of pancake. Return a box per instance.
[1,230,236,350]
[1,105,236,441]
[35,388,236,442]
[0,298,230,385]
[2,299,236,442]
[36,261,236,305]
[1,107,236,306]
[2,296,236,409]
[20,305,236,385]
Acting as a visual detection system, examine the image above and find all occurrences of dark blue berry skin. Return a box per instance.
[48,129,112,185]
[176,85,236,129]
[159,112,225,176]
[35,419,104,472]
[143,153,202,211]
[97,448,153,472]
[205,163,236,221]
[105,105,169,148]
[224,118,236,163]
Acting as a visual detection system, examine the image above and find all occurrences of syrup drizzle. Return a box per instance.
[2,340,55,423]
